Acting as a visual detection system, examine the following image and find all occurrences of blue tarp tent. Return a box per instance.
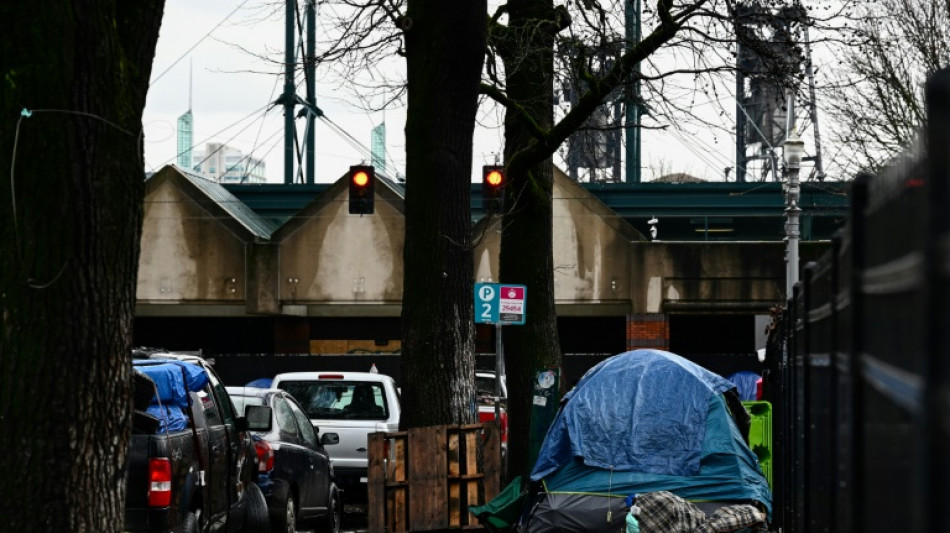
[517,349,771,533]
[134,360,209,433]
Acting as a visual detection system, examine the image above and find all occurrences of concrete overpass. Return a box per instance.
[134,165,848,380]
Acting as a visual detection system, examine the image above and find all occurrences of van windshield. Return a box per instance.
[278,380,388,420]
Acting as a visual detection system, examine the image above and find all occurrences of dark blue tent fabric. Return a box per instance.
[726,371,761,401]
[531,350,736,479]
[541,395,772,515]
[528,349,771,518]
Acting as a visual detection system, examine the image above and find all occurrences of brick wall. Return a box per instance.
[626,313,669,350]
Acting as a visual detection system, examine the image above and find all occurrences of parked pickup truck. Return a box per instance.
[271,371,401,500]
[126,352,270,532]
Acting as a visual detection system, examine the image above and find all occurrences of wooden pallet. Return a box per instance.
[367,423,502,532]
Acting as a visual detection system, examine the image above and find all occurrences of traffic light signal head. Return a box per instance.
[348,165,375,215]
[482,165,506,212]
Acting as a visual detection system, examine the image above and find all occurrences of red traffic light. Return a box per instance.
[482,165,505,212]
[352,170,370,188]
[349,165,375,215]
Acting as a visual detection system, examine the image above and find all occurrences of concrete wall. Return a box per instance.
[137,166,825,322]
[474,168,641,314]
[138,176,248,303]
[275,184,404,308]
[629,241,787,314]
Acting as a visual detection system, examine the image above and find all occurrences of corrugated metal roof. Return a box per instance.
[173,166,280,239]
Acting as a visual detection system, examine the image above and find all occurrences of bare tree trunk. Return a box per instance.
[498,0,564,481]
[400,0,487,429]
[0,1,164,529]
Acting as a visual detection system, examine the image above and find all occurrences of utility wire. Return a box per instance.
[218,127,282,182]
[159,103,271,170]
[149,0,253,87]
[242,73,283,182]
[196,108,277,173]
[318,114,403,179]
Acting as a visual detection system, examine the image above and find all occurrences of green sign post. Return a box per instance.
[528,367,561,468]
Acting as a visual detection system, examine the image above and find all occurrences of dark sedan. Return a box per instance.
[228,387,342,533]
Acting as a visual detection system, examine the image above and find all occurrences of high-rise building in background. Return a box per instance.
[176,109,193,170]
[371,122,386,172]
[192,142,267,184]
[177,60,195,171]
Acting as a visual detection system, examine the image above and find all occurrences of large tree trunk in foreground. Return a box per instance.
[493,0,683,482]
[0,1,164,529]
[499,0,564,481]
[400,1,487,429]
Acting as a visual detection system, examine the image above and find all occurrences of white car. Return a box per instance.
[271,371,401,500]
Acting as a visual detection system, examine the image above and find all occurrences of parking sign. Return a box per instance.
[474,283,526,325]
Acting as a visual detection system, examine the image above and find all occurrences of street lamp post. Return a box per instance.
[783,131,805,298]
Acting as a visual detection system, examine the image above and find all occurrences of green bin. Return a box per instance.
[742,400,772,489]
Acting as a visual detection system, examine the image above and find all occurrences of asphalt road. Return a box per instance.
[292,503,367,533]
[341,503,369,532]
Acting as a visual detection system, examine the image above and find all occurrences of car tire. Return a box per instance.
[272,493,296,533]
[243,483,271,532]
[315,483,341,533]
[175,511,199,533]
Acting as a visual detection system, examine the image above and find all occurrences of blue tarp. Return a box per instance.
[134,360,209,432]
[245,377,273,388]
[134,360,208,408]
[532,349,736,479]
[145,404,189,432]
[727,371,761,402]
[530,349,771,516]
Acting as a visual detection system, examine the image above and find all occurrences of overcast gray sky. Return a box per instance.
[143,0,830,184]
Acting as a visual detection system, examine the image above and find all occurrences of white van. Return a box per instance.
[270,371,401,500]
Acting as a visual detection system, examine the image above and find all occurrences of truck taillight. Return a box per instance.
[499,412,508,443]
[147,458,172,508]
[255,440,275,472]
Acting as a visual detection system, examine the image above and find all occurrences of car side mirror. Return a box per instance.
[245,406,273,431]
[321,432,340,446]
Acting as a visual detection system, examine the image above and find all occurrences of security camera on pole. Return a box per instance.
[782,130,805,298]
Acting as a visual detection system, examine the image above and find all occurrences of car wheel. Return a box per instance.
[272,493,296,533]
[243,483,271,532]
[315,484,341,533]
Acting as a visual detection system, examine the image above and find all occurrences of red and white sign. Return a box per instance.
[499,285,526,323]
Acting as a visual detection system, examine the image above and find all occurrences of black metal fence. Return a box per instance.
[771,69,950,533]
